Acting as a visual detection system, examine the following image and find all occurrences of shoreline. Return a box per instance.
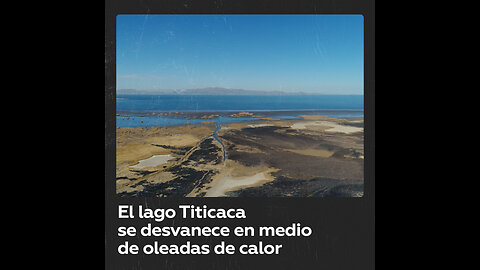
[116,109,364,129]
[116,109,364,115]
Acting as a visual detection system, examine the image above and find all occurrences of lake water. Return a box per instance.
[116,94,363,128]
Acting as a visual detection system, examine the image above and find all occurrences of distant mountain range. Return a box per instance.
[117,87,359,95]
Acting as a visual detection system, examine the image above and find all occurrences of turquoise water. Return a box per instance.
[117,94,363,112]
[213,122,226,161]
[116,94,363,128]
[116,115,261,128]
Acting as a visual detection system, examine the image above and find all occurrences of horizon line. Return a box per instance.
[116,88,364,95]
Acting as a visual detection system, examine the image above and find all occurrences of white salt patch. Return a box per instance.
[290,122,310,129]
[130,155,174,169]
[248,124,273,128]
[205,173,268,197]
[290,121,363,134]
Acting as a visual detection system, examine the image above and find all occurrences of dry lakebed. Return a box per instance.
[116,114,364,197]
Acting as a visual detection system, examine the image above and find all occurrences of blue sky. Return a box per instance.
[117,15,363,94]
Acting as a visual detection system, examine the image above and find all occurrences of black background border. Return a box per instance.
[105,1,374,269]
